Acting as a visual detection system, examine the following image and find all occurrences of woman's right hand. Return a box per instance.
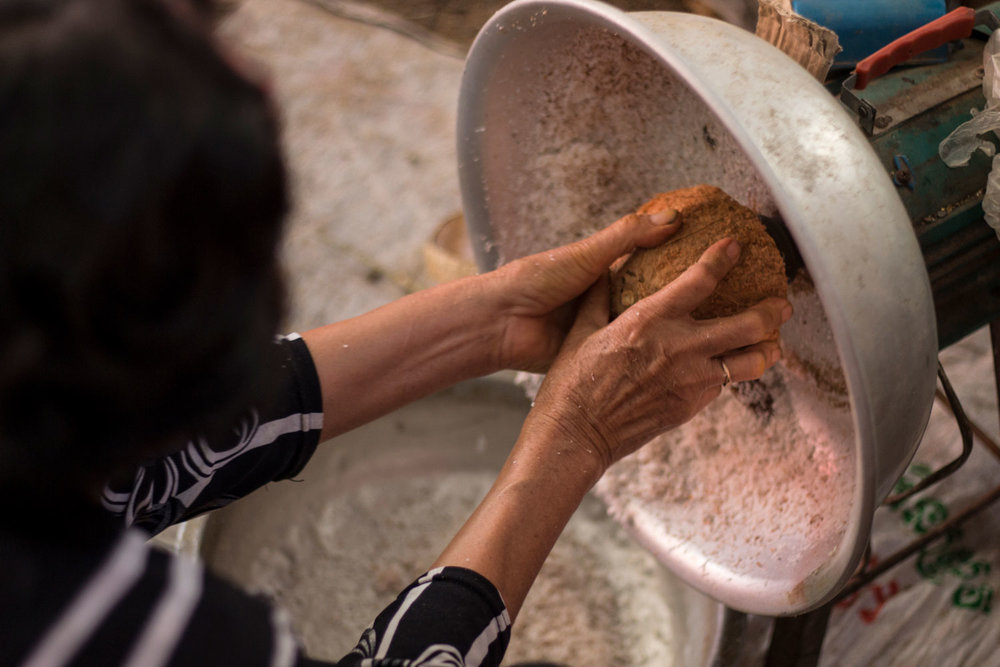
[526,237,792,473]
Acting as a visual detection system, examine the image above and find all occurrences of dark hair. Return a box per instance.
[0,0,289,494]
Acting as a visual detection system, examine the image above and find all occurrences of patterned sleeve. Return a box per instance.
[100,334,324,535]
[97,335,512,667]
[331,567,510,667]
[186,565,510,667]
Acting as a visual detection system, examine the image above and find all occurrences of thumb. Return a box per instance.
[548,209,681,288]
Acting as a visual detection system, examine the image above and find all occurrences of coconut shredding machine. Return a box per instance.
[456,0,1000,663]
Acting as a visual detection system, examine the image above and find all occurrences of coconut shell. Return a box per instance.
[610,185,787,319]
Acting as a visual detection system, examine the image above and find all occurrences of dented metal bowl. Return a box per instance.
[198,380,727,664]
[457,0,938,614]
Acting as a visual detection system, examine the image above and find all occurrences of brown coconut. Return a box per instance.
[610,185,787,319]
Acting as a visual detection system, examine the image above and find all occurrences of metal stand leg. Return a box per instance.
[991,320,1000,436]
[710,608,750,667]
[763,602,834,667]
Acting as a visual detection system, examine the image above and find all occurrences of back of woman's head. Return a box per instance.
[0,0,289,494]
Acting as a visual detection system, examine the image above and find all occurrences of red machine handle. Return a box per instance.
[854,6,976,90]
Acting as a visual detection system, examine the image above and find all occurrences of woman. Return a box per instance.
[0,0,790,665]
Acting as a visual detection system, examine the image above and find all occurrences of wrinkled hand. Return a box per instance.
[489,209,682,373]
[527,237,792,473]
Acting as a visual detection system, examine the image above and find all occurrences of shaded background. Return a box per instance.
[214,0,756,333]
[298,0,756,54]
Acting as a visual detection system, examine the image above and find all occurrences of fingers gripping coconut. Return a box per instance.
[530,225,792,472]
[610,185,788,319]
[432,196,792,624]
[598,184,793,430]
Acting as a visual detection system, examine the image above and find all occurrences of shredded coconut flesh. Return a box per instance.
[595,277,856,601]
[597,372,854,590]
[477,25,776,266]
[236,471,714,666]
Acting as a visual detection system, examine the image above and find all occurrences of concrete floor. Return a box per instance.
[214,0,756,333]
[152,0,470,560]
[299,0,754,57]
[218,0,468,331]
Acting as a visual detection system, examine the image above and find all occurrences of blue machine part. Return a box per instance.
[793,0,947,68]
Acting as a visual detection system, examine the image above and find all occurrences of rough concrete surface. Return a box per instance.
[218,0,467,330]
[214,0,756,331]
[301,0,754,57]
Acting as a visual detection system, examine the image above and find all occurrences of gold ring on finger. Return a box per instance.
[719,358,732,387]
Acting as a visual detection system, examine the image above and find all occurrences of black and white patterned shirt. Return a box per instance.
[1,335,510,667]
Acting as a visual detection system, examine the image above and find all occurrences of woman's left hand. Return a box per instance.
[486,208,681,373]
[301,208,679,442]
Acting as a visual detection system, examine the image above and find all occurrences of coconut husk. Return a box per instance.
[610,185,787,319]
[755,0,841,82]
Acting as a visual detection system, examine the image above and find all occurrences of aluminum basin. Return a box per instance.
[457,0,938,614]
[199,380,725,665]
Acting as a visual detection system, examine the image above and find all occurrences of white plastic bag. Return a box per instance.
[820,330,1000,666]
[939,31,1000,238]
